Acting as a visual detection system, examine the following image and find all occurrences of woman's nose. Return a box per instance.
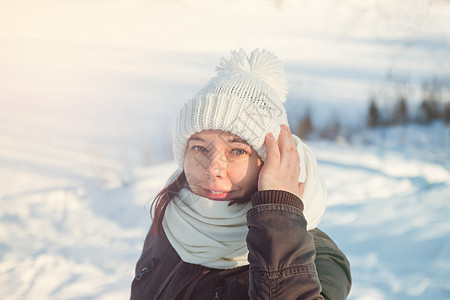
[205,151,228,178]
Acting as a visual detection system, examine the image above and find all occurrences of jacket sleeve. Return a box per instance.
[246,190,324,300]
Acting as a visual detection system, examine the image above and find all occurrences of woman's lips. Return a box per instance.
[203,188,232,200]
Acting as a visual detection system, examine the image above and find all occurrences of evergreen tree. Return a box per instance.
[367,98,379,128]
[419,79,442,123]
[392,96,408,124]
[320,116,341,140]
[297,107,313,140]
[419,98,440,123]
[444,102,450,123]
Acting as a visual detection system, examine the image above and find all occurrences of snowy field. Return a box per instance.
[1,0,450,299]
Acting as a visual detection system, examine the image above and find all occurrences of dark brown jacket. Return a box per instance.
[131,190,351,299]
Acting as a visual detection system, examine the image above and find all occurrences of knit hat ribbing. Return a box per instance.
[173,49,289,165]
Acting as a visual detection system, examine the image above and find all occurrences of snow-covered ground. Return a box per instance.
[314,125,450,298]
[1,0,449,299]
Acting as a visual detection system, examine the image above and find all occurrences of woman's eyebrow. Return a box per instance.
[188,136,248,144]
[189,137,205,142]
[229,137,249,144]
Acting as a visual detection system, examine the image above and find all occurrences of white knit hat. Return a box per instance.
[173,48,289,166]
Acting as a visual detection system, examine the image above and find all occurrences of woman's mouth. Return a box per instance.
[203,188,231,200]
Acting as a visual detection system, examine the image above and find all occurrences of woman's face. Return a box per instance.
[184,130,263,201]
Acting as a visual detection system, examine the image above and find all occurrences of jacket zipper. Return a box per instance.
[136,267,149,280]
[212,291,220,300]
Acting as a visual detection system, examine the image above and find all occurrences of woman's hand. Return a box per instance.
[258,125,304,199]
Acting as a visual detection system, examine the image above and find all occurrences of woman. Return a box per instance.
[131,49,351,299]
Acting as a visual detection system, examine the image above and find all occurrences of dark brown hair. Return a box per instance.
[150,171,187,235]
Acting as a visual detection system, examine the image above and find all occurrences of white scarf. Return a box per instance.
[162,135,326,269]
[163,188,251,269]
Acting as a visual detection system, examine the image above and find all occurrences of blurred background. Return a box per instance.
[1,0,449,299]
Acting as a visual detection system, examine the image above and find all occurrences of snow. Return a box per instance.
[1,0,449,299]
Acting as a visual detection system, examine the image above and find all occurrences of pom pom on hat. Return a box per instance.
[216,49,288,103]
[173,48,289,166]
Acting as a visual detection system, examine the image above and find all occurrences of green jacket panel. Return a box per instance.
[311,228,352,300]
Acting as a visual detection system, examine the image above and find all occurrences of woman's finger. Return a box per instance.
[279,125,295,169]
[263,132,280,170]
[258,126,301,198]
[290,128,300,167]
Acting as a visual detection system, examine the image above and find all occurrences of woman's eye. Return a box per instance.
[192,145,208,153]
[231,149,247,155]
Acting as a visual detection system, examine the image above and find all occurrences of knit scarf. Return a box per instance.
[162,134,326,269]
[163,188,251,269]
